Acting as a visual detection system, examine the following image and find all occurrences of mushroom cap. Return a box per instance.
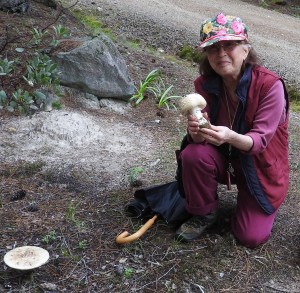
[4,246,49,270]
[179,93,207,115]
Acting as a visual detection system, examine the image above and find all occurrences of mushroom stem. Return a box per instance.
[191,106,210,128]
[191,106,203,121]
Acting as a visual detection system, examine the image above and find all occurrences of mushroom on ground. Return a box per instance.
[4,246,49,270]
[179,93,210,128]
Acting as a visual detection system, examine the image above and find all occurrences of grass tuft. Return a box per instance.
[177,44,204,63]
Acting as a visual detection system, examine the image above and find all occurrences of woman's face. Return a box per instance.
[205,41,250,81]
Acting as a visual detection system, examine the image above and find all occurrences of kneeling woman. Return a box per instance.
[176,13,289,248]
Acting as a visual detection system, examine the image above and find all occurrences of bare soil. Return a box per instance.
[0,1,300,293]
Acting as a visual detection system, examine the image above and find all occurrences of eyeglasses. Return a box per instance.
[204,41,242,54]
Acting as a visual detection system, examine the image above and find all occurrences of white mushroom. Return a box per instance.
[179,93,210,128]
[4,246,49,270]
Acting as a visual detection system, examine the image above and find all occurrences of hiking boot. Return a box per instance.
[175,211,218,242]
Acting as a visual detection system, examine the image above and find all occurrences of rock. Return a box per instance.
[99,98,130,114]
[10,189,26,201]
[77,92,101,109]
[34,0,57,9]
[52,34,135,101]
[40,282,58,290]
[0,0,30,13]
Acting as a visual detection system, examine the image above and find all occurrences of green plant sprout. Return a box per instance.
[78,240,88,250]
[130,69,182,109]
[31,27,48,46]
[66,201,82,223]
[52,100,62,109]
[154,84,182,110]
[0,58,16,76]
[124,267,134,278]
[51,25,70,47]
[286,83,300,112]
[128,166,144,186]
[177,44,204,63]
[52,24,70,38]
[129,69,161,106]
[42,230,57,244]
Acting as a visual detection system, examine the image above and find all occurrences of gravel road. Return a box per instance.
[92,0,300,87]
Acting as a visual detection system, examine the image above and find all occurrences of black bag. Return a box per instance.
[175,134,189,198]
[124,181,191,227]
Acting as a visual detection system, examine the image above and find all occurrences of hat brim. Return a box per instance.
[200,35,247,49]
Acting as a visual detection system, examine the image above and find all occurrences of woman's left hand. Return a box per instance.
[199,124,254,152]
[199,124,232,146]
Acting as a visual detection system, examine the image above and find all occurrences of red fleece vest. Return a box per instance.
[244,65,289,211]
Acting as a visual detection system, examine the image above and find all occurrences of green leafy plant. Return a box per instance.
[177,44,204,63]
[0,90,7,109]
[124,267,134,278]
[129,69,161,106]
[128,166,144,186]
[0,57,16,76]
[0,23,70,116]
[130,69,182,109]
[51,24,70,47]
[286,84,300,112]
[11,89,34,112]
[31,27,48,46]
[78,240,88,250]
[52,100,62,109]
[42,230,57,244]
[60,247,71,257]
[154,84,182,110]
[52,24,70,38]
[0,22,72,116]
[3,89,46,114]
[23,53,60,88]
[66,202,77,222]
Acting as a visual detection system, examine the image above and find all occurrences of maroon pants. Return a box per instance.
[180,143,277,248]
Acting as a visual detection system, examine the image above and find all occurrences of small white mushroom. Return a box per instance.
[179,93,210,128]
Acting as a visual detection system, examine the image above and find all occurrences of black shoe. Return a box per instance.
[175,211,217,242]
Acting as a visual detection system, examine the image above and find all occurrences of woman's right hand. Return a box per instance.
[187,114,200,134]
[187,114,206,143]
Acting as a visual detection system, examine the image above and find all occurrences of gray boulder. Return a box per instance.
[52,35,135,101]
[0,0,30,13]
[34,0,56,8]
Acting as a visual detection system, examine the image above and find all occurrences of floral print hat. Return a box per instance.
[200,13,248,48]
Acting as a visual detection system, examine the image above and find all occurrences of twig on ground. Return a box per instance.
[55,259,82,284]
[191,283,205,293]
[135,264,176,291]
